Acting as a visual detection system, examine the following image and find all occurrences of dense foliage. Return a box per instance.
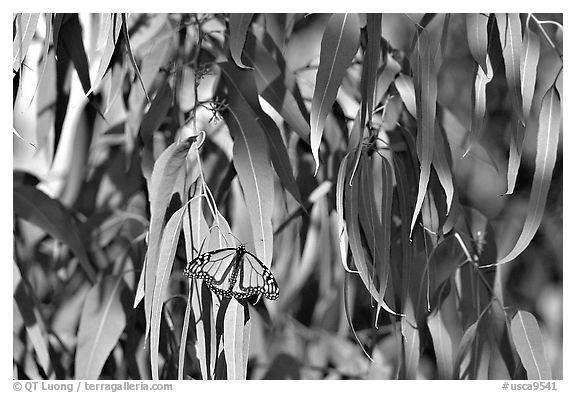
[13,13,562,380]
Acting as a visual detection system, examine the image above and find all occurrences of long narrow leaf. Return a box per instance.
[223,300,250,379]
[87,13,122,96]
[394,73,416,119]
[223,96,274,265]
[219,62,302,204]
[410,31,438,237]
[521,23,540,120]
[243,33,310,141]
[311,13,360,174]
[428,310,454,379]
[491,86,561,266]
[14,186,96,283]
[360,13,382,127]
[150,200,194,379]
[13,13,40,72]
[139,137,196,334]
[336,153,356,273]
[466,14,489,74]
[505,23,541,195]
[510,310,552,380]
[464,56,493,157]
[496,13,524,125]
[76,275,129,379]
[229,13,254,69]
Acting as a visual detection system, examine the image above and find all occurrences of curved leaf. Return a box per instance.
[521,23,541,120]
[466,13,489,74]
[453,319,479,379]
[150,200,194,380]
[219,61,302,205]
[139,137,196,333]
[410,31,438,237]
[59,13,92,95]
[433,124,455,214]
[496,13,524,125]
[395,73,416,119]
[75,274,129,379]
[311,13,360,174]
[121,13,150,105]
[243,32,310,141]
[346,156,402,316]
[87,13,122,96]
[492,86,561,266]
[223,93,274,265]
[14,185,96,283]
[229,13,254,69]
[510,310,552,380]
[464,55,493,157]
[336,153,355,273]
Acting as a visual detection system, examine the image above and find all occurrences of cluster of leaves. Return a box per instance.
[13,13,562,380]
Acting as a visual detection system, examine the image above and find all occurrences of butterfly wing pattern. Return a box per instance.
[184,245,279,300]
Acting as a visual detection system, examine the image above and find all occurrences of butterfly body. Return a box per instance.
[184,244,279,300]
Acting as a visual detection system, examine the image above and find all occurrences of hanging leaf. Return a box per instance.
[223,90,275,265]
[138,137,196,335]
[311,13,360,175]
[229,13,255,69]
[433,124,455,214]
[521,23,540,120]
[150,199,194,380]
[464,55,493,157]
[87,13,123,96]
[428,310,454,379]
[138,81,173,148]
[122,13,150,105]
[30,13,52,104]
[13,13,40,72]
[219,61,302,205]
[360,13,381,127]
[492,86,561,266]
[58,13,92,95]
[453,319,479,379]
[242,32,310,141]
[14,185,96,283]
[510,310,553,380]
[504,120,525,195]
[410,31,438,237]
[75,275,129,379]
[466,13,489,74]
[395,73,416,119]
[496,13,524,125]
[505,23,541,195]
[223,300,250,379]
[336,153,355,273]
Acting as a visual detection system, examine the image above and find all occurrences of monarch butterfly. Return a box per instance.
[183,244,279,300]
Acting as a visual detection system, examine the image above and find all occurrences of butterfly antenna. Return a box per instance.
[227,232,242,246]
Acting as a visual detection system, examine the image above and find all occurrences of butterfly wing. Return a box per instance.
[183,248,237,286]
[232,251,279,300]
[185,247,279,301]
